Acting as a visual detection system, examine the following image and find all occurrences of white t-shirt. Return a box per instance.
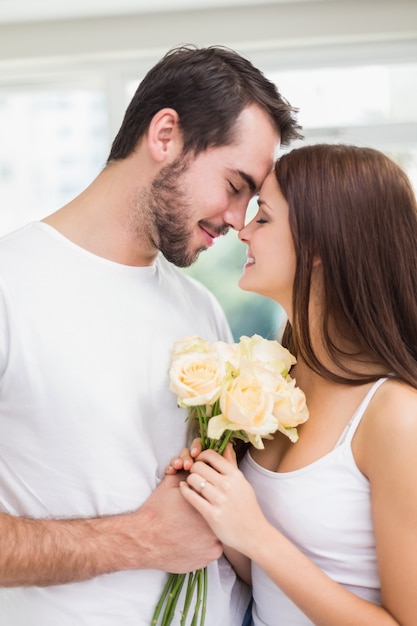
[241,379,386,626]
[0,222,249,625]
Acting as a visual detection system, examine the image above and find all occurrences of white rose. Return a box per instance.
[171,335,210,359]
[169,351,225,407]
[207,373,278,449]
[211,340,240,376]
[272,379,309,442]
[238,334,296,376]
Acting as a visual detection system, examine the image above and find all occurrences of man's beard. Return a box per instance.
[145,156,203,268]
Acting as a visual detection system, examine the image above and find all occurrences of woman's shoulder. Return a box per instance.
[356,377,417,477]
[371,377,417,417]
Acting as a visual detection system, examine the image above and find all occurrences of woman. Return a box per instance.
[169,144,417,625]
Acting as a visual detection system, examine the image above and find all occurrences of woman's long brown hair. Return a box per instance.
[277,144,417,388]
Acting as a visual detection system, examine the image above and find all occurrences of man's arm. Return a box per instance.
[0,473,222,587]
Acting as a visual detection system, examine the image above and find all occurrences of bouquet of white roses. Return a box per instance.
[151,334,308,626]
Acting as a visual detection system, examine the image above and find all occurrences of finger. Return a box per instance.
[188,460,226,490]
[190,438,202,458]
[187,473,212,498]
[178,447,195,470]
[164,458,184,474]
[167,448,195,472]
[222,442,237,465]
[192,449,234,474]
[179,480,213,517]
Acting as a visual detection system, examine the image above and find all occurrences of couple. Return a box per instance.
[0,44,416,626]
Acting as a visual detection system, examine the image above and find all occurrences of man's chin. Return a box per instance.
[181,246,206,268]
[162,245,206,268]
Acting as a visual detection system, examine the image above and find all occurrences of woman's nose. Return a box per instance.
[238,223,250,243]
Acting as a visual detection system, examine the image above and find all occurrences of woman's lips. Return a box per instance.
[243,254,255,269]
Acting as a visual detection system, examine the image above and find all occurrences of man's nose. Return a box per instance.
[222,200,248,231]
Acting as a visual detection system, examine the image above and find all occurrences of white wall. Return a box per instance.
[0,0,416,73]
[1,0,416,142]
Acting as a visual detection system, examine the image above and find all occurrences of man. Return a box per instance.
[0,45,301,624]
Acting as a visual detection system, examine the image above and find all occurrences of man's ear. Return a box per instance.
[147,108,182,162]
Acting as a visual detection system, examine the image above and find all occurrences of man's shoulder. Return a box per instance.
[0,222,42,255]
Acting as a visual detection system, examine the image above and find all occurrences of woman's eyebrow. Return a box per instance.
[258,198,273,212]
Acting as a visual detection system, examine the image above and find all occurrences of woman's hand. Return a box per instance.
[179,444,268,555]
[165,438,203,474]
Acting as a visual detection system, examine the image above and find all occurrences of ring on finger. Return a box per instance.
[199,481,207,492]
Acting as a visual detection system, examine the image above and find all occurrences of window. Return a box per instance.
[0,59,415,339]
[0,85,109,235]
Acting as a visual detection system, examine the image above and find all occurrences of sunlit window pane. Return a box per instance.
[0,88,109,235]
[271,63,417,128]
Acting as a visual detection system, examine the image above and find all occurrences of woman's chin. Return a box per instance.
[238,274,258,294]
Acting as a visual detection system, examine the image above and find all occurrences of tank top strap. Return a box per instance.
[335,377,389,448]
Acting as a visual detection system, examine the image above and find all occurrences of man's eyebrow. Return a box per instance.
[237,170,257,193]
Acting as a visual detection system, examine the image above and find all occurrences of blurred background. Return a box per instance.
[0,0,416,339]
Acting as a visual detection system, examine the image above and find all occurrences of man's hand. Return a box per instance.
[0,469,222,587]
[137,471,222,572]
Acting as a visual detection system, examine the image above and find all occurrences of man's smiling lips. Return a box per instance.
[198,225,217,246]
[198,222,229,246]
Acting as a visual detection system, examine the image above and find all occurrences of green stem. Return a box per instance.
[196,406,207,449]
[190,568,204,626]
[161,573,186,625]
[216,429,233,455]
[200,566,208,626]
[151,573,176,625]
[180,571,199,625]
[153,405,233,625]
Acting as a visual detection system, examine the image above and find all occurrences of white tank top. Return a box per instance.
[240,378,387,626]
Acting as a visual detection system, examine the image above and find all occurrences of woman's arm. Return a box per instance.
[223,546,251,586]
[355,381,417,626]
[180,438,413,626]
